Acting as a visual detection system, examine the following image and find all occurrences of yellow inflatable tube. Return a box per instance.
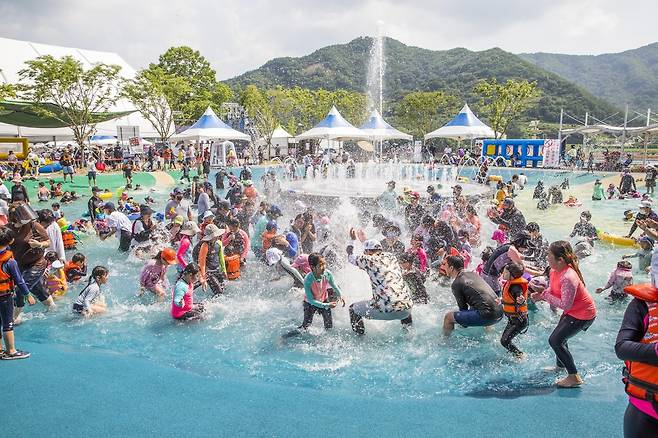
[98,192,113,200]
[597,230,639,248]
[488,175,503,182]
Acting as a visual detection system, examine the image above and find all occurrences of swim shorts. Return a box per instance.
[453,309,501,328]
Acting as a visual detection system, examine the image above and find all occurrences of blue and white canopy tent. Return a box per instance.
[359,109,412,155]
[359,109,412,141]
[296,106,368,141]
[172,107,250,166]
[424,103,496,140]
[172,107,251,141]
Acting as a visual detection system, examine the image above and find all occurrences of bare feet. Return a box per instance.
[556,373,583,388]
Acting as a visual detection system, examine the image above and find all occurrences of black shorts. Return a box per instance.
[15,266,49,307]
[124,170,132,178]
[0,294,15,332]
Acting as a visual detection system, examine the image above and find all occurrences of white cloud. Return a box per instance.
[0,0,656,79]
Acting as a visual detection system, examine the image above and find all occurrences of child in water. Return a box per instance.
[476,246,494,275]
[592,179,604,201]
[607,183,620,199]
[298,252,343,331]
[44,251,67,299]
[622,236,654,273]
[596,260,633,303]
[407,234,428,273]
[492,223,509,246]
[172,262,204,321]
[569,210,597,241]
[399,253,429,304]
[140,248,178,300]
[72,266,109,317]
[500,262,529,358]
[65,253,88,282]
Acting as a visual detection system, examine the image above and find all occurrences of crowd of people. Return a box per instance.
[1,148,658,437]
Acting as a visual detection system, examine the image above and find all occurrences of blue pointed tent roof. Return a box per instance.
[172,107,250,141]
[359,109,412,140]
[296,106,367,140]
[425,103,496,140]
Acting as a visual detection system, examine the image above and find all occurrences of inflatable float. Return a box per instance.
[488,175,503,182]
[38,163,63,174]
[624,284,658,302]
[598,230,639,248]
[98,192,113,200]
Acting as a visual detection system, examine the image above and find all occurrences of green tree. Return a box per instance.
[154,46,232,125]
[18,55,121,148]
[240,85,277,147]
[0,73,15,100]
[473,78,539,139]
[393,91,460,139]
[122,67,188,142]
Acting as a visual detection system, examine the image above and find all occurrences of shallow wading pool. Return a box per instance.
[5,166,634,437]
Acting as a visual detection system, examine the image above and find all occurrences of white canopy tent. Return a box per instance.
[296,106,369,141]
[359,109,412,141]
[425,103,496,140]
[0,36,170,140]
[171,107,251,141]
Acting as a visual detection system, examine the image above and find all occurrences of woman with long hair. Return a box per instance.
[531,240,597,388]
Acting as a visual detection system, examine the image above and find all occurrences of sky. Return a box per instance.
[1,0,657,80]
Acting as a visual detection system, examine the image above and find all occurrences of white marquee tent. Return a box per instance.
[0,36,168,140]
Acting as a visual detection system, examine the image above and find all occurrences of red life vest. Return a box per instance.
[62,230,76,249]
[0,250,15,297]
[622,285,658,411]
[501,277,529,315]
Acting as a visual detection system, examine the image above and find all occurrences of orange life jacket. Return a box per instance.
[62,230,76,249]
[225,254,241,280]
[502,277,529,315]
[623,293,658,411]
[244,186,257,199]
[0,250,15,296]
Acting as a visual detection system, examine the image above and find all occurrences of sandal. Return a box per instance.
[1,350,31,360]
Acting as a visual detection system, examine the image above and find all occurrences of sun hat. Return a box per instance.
[179,221,201,236]
[202,210,215,220]
[160,247,178,264]
[639,200,653,209]
[201,223,222,241]
[51,260,64,269]
[363,239,382,251]
[265,247,283,266]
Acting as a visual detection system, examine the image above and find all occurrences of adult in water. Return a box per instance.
[442,255,503,336]
[531,241,596,388]
[489,198,526,237]
[480,231,542,296]
[615,287,658,437]
[346,232,413,335]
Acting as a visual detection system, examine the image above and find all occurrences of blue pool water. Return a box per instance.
[5,166,634,437]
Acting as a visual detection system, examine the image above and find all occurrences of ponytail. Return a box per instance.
[549,241,585,285]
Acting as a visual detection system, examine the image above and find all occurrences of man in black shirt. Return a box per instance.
[442,255,503,336]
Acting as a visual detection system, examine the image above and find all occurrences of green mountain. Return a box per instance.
[227,37,619,124]
[520,43,658,112]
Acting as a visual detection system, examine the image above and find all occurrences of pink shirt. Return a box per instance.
[543,266,596,320]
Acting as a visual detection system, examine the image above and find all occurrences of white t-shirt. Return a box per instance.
[46,222,66,261]
[107,211,132,237]
[87,159,97,172]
